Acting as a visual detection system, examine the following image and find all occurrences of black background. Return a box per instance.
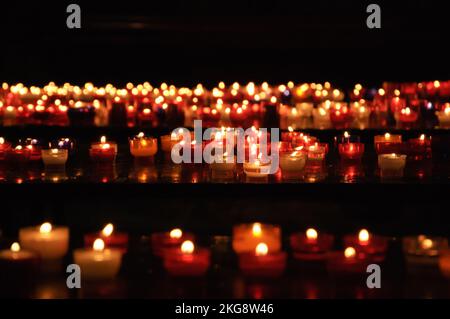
[2,0,450,88]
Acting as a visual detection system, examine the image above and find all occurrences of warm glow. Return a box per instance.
[421,238,433,250]
[344,247,356,258]
[11,242,20,252]
[306,228,318,241]
[170,228,183,239]
[420,134,425,141]
[40,222,52,234]
[102,223,114,237]
[0,137,4,145]
[434,80,440,88]
[101,143,111,150]
[181,240,195,254]
[344,131,350,138]
[51,148,59,154]
[378,88,385,96]
[252,223,262,237]
[384,133,391,140]
[288,126,294,132]
[255,242,269,256]
[358,229,370,244]
[100,136,107,143]
[93,238,105,252]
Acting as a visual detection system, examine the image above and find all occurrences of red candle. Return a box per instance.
[326,247,368,276]
[238,242,287,278]
[290,228,334,261]
[338,132,364,161]
[330,105,353,128]
[151,228,194,257]
[397,107,419,124]
[374,133,403,154]
[24,139,42,161]
[6,145,31,164]
[407,134,432,160]
[163,240,210,276]
[0,137,11,161]
[89,136,117,163]
[84,223,129,253]
[343,229,388,262]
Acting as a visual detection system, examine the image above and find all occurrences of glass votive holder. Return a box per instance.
[243,159,272,182]
[374,133,403,154]
[129,133,158,160]
[438,249,450,279]
[338,134,364,161]
[403,235,448,275]
[209,156,236,181]
[406,134,432,160]
[290,230,334,262]
[0,138,12,161]
[41,149,68,167]
[378,153,406,178]
[306,143,327,164]
[279,149,307,180]
[23,138,42,161]
[89,137,118,163]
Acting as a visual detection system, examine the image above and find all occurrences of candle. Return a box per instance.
[403,235,448,274]
[129,132,157,159]
[41,148,68,166]
[73,238,122,280]
[374,133,403,154]
[378,153,407,178]
[243,157,271,180]
[0,137,11,161]
[290,228,334,261]
[338,132,364,161]
[407,134,432,160]
[238,242,287,278]
[90,136,117,163]
[436,104,450,127]
[397,107,419,124]
[209,153,236,181]
[163,240,210,276]
[343,229,388,262]
[24,138,42,161]
[438,249,450,279]
[151,228,194,257]
[6,145,31,164]
[307,143,326,163]
[19,222,69,261]
[312,107,331,129]
[161,130,184,153]
[84,223,129,253]
[279,148,307,180]
[232,223,281,254]
[326,247,368,276]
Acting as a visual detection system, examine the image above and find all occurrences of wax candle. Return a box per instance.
[6,145,31,164]
[403,235,448,273]
[151,228,194,257]
[238,242,287,278]
[90,136,117,163]
[243,158,271,180]
[279,148,307,180]
[338,132,364,161]
[290,228,334,261]
[374,133,403,154]
[330,104,353,128]
[129,132,157,158]
[0,137,11,160]
[378,153,407,178]
[84,223,129,253]
[307,143,326,163]
[73,238,122,280]
[436,105,450,127]
[343,229,388,262]
[24,138,42,161]
[161,130,184,153]
[163,240,210,276]
[41,148,68,166]
[407,134,432,160]
[438,249,450,279]
[326,247,368,276]
[312,107,331,129]
[19,222,69,260]
[209,153,236,181]
[232,223,281,254]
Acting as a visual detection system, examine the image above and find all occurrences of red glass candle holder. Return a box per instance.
[151,231,195,257]
[84,232,129,253]
[343,233,389,262]
[238,251,287,278]
[397,107,419,124]
[407,135,432,160]
[163,247,210,277]
[326,250,370,277]
[330,108,353,128]
[0,139,12,161]
[290,232,334,261]
[6,146,31,164]
[374,134,403,154]
[338,142,365,161]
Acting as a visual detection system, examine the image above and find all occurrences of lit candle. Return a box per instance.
[436,104,450,127]
[129,132,157,159]
[438,249,450,279]
[41,148,68,166]
[73,238,123,280]
[403,235,448,274]
[279,148,307,180]
[338,132,364,161]
[89,136,117,162]
[19,222,69,260]
[343,229,388,262]
[243,155,271,180]
[84,223,129,253]
[312,107,331,129]
[232,223,281,254]
[161,130,184,153]
[307,143,326,163]
[163,240,211,277]
[290,228,334,261]
[326,246,368,276]
[374,133,403,154]
[378,153,407,178]
[209,153,236,181]
[407,134,432,160]
[0,137,11,160]
[238,242,287,278]
[151,228,194,257]
[6,145,31,164]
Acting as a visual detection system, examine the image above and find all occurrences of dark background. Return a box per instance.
[2,0,450,88]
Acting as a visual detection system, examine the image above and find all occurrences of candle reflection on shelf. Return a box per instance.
[338,162,365,183]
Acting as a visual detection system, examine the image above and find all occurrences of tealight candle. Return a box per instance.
[279,148,307,180]
[129,132,157,159]
[24,139,42,161]
[407,134,432,160]
[312,107,331,129]
[151,228,194,257]
[163,240,211,276]
[209,154,236,181]
[41,148,68,166]
[0,137,11,161]
[19,222,69,260]
[238,242,287,278]
[338,132,364,161]
[243,158,271,180]
[90,136,117,163]
[290,228,334,261]
[6,145,31,164]
[232,223,281,254]
[436,106,450,128]
[374,133,403,154]
[84,223,129,253]
[438,249,450,279]
[403,235,448,274]
[161,130,184,153]
[307,143,326,163]
[343,229,388,262]
[73,238,122,280]
[326,247,368,276]
[378,153,407,178]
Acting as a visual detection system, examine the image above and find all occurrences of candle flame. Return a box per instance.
[181,240,194,254]
[102,223,114,237]
[358,229,370,243]
[420,134,425,141]
[51,148,59,154]
[252,223,262,237]
[255,242,269,256]
[137,132,145,138]
[170,228,183,239]
[344,247,356,258]
[0,137,4,145]
[40,222,52,234]
[93,238,105,252]
[288,126,294,132]
[421,238,433,250]
[344,131,350,138]
[101,143,111,150]
[306,228,318,240]
[384,133,391,140]
[11,242,20,252]
[100,136,107,143]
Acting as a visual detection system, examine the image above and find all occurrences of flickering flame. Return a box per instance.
[384,133,391,140]
[40,222,52,234]
[344,131,350,138]
[137,132,145,138]
[93,238,105,252]
[394,89,400,96]
[102,223,114,237]
[358,229,370,244]
[181,240,194,254]
[344,247,356,258]
[143,108,151,114]
[420,134,425,141]
[306,228,318,241]
[0,137,4,144]
[170,228,183,239]
[100,136,107,143]
[421,238,433,250]
[252,223,262,237]
[270,96,277,103]
[51,149,59,154]
[15,145,22,150]
[101,143,111,150]
[11,242,20,252]
[288,126,294,132]
[255,243,269,256]
[434,80,440,88]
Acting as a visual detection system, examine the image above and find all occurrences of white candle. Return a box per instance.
[19,222,69,260]
[279,149,306,180]
[41,149,68,166]
[378,153,406,178]
[436,106,450,127]
[73,238,122,280]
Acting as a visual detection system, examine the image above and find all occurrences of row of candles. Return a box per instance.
[1,222,450,281]
[0,130,435,180]
[1,82,450,129]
